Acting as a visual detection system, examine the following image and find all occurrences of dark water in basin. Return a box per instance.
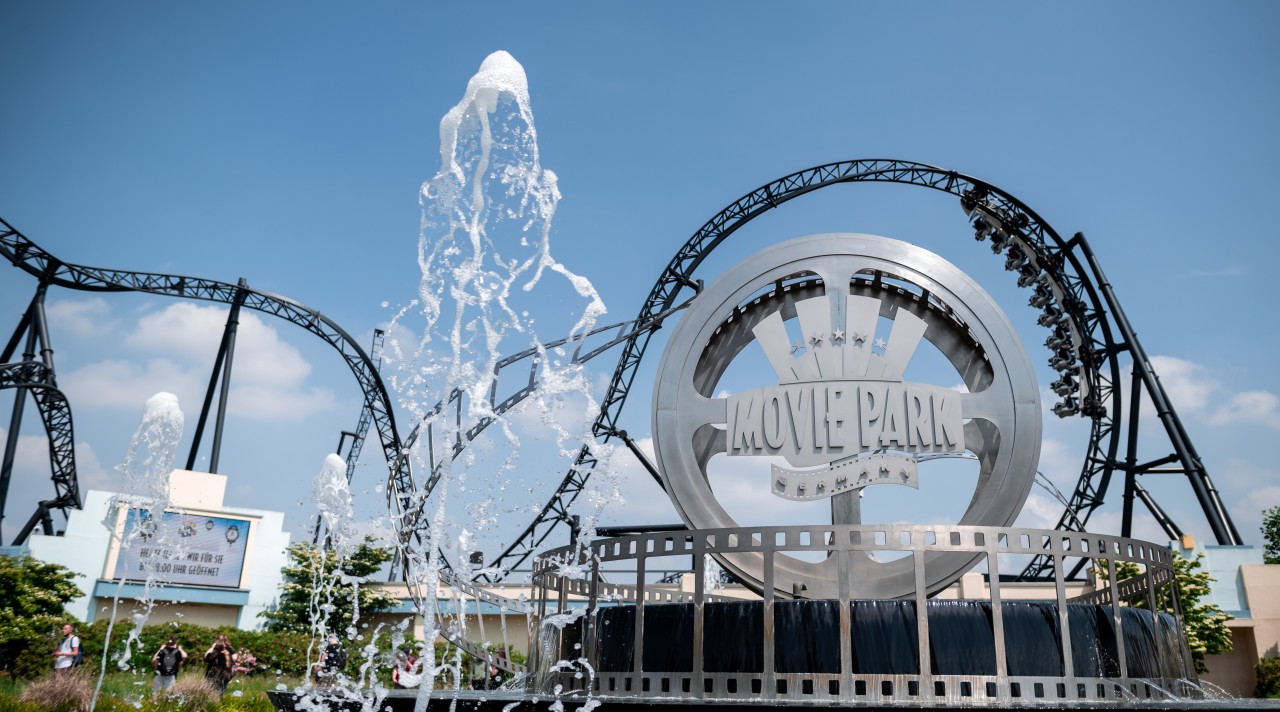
[542,599,1187,679]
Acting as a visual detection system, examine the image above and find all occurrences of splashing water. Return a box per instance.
[313,453,358,560]
[382,50,617,710]
[292,454,390,711]
[91,393,185,711]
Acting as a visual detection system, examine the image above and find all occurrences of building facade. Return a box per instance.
[25,469,290,629]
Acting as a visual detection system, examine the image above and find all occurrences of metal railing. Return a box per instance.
[528,524,1196,705]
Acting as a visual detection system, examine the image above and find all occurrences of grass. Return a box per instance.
[0,670,300,711]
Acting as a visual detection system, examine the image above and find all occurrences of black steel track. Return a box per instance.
[0,217,410,524]
[480,158,1240,581]
[0,362,78,520]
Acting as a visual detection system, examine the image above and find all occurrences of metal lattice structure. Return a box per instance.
[0,361,78,541]
[0,217,408,541]
[3,158,1243,584]
[480,159,1240,581]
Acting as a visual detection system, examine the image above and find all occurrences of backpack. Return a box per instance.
[325,644,346,671]
[66,635,83,667]
[156,647,181,676]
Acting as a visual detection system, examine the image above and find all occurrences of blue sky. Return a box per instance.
[2,2,1278,566]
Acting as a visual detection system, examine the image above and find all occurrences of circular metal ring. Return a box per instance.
[652,233,1041,598]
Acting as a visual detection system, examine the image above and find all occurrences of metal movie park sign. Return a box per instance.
[651,233,1042,598]
[725,294,965,501]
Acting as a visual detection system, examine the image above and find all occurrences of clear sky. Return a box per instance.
[2,2,1278,568]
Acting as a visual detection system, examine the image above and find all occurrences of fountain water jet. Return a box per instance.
[367,50,614,712]
[91,392,185,710]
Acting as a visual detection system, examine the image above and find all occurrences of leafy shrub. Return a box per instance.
[0,556,82,680]
[78,620,316,678]
[77,617,457,686]
[1257,656,1280,698]
[17,669,92,711]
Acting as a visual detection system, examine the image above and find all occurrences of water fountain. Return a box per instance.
[264,51,1261,712]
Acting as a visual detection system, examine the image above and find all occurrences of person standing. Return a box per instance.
[52,624,80,674]
[392,646,420,689]
[314,634,346,687]
[152,638,186,693]
[203,641,232,694]
[471,658,505,691]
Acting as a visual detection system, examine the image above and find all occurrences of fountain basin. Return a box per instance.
[528,525,1202,705]
[266,688,1278,711]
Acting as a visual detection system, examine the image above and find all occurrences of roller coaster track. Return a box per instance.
[0,217,410,530]
[0,361,78,538]
[473,158,1240,582]
[5,157,1242,591]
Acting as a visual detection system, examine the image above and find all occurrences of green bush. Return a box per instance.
[1256,656,1280,698]
[78,620,316,677]
[0,615,528,704]
[0,556,82,680]
[78,618,449,685]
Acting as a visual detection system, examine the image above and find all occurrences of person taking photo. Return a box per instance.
[151,637,186,693]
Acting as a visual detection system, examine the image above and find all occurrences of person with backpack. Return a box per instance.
[151,638,186,693]
[52,624,81,674]
[313,634,346,687]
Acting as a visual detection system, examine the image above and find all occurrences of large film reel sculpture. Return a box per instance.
[653,233,1041,599]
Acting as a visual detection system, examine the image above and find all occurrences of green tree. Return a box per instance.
[1262,506,1280,565]
[1096,551,1232,674]
[0,555,83,679]
[260,537,397,637]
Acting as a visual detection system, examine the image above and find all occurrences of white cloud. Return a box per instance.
[1014,493,1065,531]
[1079,508,1172,545]
[1215,458,1280,545]
[46,298,116,339]
[1148,355,1218,414]
[125,303,315,386]
[1127,355,1280,431]
[223,382,338,421]
[61,358,203,412]
[58,303,336,421]
[1207,390,1280,430]
[0,427,113,542]
[1037,437,1082,483]
[590,436,680,526]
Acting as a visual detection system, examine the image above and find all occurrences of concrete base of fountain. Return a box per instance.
[264,600,1263,711]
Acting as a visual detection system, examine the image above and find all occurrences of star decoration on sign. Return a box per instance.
[831,329,845,345]
[873,337,888,351]
[851,330,867,346]
[790,339,805,355]
[809,332,825,348]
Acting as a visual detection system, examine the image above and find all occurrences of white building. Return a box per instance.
[25,469,290,629]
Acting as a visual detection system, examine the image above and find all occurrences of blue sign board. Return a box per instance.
[111,509,250,589]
